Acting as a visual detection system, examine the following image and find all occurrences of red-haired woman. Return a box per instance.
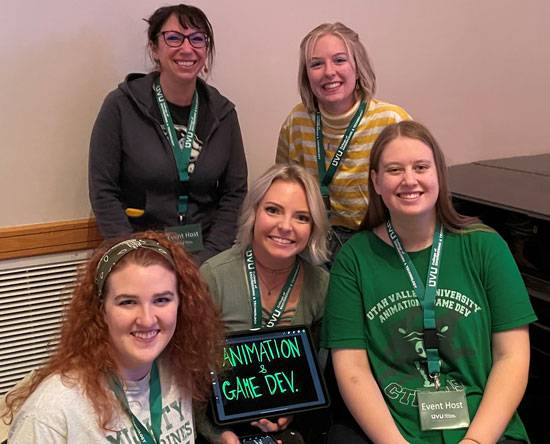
[3,232,224,443]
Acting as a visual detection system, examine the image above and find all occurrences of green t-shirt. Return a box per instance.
[322,229,536,444]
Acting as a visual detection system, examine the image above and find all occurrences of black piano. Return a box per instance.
[449,153,550,443]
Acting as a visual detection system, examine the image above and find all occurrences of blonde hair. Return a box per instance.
[298,22,376,112]
[236,164,329,265]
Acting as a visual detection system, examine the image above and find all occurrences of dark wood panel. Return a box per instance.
[477,153,550,176]
[449,157,550,221]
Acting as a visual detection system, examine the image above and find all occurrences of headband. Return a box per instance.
[95,239,176,298]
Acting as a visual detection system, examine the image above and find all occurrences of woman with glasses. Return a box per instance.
[276,23,411,257]
[89,4,247,264]
[3,232,224,443]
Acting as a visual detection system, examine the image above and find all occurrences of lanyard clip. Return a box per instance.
[430,373,441,391]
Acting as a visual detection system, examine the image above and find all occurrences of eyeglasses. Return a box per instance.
[159,31,208,48]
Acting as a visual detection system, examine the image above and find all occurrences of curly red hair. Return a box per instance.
[2,231,224,430]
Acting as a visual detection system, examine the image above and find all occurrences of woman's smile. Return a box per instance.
[252,179,312,268]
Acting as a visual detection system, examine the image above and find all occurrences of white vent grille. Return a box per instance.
[0,250,90,395]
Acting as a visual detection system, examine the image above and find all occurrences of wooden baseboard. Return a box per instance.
[0,219,103,260]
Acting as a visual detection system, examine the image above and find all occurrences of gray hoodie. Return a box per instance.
[89,72,247,263]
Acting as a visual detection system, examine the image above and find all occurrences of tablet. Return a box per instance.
[210,325,329,425]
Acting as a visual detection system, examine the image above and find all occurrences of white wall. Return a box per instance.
[1,0,549,227]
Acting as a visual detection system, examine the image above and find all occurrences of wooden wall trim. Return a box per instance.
[0,219,103,260]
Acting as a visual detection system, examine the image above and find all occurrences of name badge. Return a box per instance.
[417,389,470,431]
[165,223,203,253]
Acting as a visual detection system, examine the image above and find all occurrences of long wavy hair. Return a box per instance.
[298,22,376,113]
[2,231,224,430]
[363,121,479,232]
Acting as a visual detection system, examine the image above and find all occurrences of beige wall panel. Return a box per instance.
[1,0,548,227]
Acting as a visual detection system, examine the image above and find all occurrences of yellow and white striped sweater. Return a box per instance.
[276,99,411,230]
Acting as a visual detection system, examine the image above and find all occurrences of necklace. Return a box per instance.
[255,258,295,296]
[257,269,289,295]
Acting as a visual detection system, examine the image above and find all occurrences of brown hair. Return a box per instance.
[363,120,479,231]
[298,22,376,113]
[2,231,224,429]
[146,4,215,73]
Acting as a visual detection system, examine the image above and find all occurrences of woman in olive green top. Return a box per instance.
[199,164,330,444]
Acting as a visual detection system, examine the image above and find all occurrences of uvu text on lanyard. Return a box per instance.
[109,361,162,444]
[314,101,367,201]
[154,79,198,221]
[386,221,444,389]
[244,247,301,329]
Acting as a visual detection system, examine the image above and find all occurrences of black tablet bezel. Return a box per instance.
[210,325,329,425]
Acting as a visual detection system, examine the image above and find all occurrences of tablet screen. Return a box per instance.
[211,325,329,425]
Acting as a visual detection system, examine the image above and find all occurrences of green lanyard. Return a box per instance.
[244,246,301,329]
[109,361,162,444]
[386,221,445,386]
[314,101,367,199]
[154,79,199,219]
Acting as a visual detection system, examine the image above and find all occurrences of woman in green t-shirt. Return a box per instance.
[322,121,536,444]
